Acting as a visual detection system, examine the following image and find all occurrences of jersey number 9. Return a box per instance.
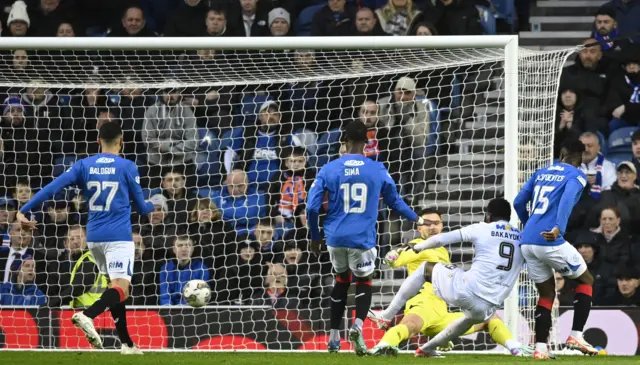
[87,181,119,212]
[340,183,367,213]
[496,242,514,271]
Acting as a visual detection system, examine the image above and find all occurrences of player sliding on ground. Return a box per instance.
[367,208,532,357]
[16,122,154,354]
[307,120,425,356]
[513,139,598,359]
[365,198,524,358]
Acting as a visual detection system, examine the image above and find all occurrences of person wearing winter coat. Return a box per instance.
[604,44,640,132]
[159,236,211,306]
[0,256,46,306]
[591,206,632,265]
[588,162,640,233]
[554,88,607,158]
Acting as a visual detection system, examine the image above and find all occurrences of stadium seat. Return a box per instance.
[311,128,342,168]
[52,155,77,177]
[607,126,638,156]
[296,4,324,36]
[606,152,633,166]
[196,129,223,187]
[491,0,516,26]
[476,5,497,35]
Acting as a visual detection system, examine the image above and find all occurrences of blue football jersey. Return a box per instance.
[307,154,417,249]
[20,153,154,242]
[513,162,587,246]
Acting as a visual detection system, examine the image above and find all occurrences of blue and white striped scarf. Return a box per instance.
[626,75,640,103]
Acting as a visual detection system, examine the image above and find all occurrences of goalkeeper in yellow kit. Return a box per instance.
[367,208,532,357]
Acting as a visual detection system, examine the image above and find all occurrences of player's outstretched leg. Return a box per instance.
[111,300,142,355]
[328,272,351,353]
[484,315,533,356]
[566,271,598,356]
[370,314,422,356]
[532,277,556,360]
[415,313,482,358]
[349,276,372,356]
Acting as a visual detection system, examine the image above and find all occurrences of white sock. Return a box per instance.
[420,315,479,352]
[505,339,520,351]
[535,342,548,352]
[354,318,364,329]
[330,329,341,342]
[382,262,427,320]
[570,330,583,339]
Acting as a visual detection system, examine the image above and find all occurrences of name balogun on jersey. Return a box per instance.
[344,160,364,176]
[90,157,117,175]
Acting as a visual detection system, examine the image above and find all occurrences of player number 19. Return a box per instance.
[340,183,367,213]
[531,186,554,215]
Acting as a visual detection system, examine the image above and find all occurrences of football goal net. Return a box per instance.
[0,36,572,352]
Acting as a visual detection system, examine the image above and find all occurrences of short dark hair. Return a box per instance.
[486,198,512,221]
[632,129,640,143]
[256,217,274,228]
[344,120,368,143]
[98,121,123,144]
[563,138,586,155]
[283,146,307,159]
[417,207,441,218]
[595,6,616,20]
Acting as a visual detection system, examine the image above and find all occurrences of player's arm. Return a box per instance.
[380,165,421,223]
[17,162,81,228]
[413,224,477,252]
[513,174,535,226]
[549,176,586,239]
[126,163,155,216]
[306,169,326,254]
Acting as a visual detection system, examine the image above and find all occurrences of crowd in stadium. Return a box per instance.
[0,0,638,311]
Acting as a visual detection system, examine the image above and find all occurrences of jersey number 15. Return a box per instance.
[87,181,119,212]
[340,183,367,213]
[532,186,554,215]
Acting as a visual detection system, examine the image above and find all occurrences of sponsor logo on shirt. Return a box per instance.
[356,261,372,269]
[96,157,115,163]
[109,261,123,270]
[344,160,364,167]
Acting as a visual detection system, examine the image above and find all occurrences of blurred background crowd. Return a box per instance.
[0,0,638,311]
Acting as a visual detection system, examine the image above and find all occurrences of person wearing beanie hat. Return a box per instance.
[601,264,640,306]
[573,230,616,305]
[7,0,30,37]
[268,7,290,37]
[2,96,25,127]
[592,7,619,52]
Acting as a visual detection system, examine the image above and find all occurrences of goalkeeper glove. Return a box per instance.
[384,249,400,267]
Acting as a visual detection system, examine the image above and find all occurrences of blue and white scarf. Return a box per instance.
[625,75,640,103]
[593,28,619,51]
[588,153,605,200]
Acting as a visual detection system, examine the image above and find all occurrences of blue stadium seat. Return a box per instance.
[476,5,497,35]
[607,152,633,167]
[52,155,76,177]
[607,126,638,155]
[296,4,324,36]
[142,188,161,200]
[312,128,342,168]
[491,0,516,26]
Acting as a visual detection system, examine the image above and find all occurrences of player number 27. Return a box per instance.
[340,183,367,213]
[532,186,554,215]
[87,181,119,212]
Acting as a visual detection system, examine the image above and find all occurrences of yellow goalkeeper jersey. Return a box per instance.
[387,238,451,312]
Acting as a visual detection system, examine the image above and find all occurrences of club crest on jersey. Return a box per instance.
[96,157,115,163]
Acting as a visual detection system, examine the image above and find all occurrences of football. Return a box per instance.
[183,279,211,308]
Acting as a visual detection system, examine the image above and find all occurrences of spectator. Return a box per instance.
[163,0,208,37]
[410,21,438,36]
[43,224,86,299]
[188,198,235,262]
[128,230,158,305]
[632,130,640,182]
[56,21,75,37]
[12,180,33,210]
[243,218,283,263]
[592,7,624,53]
[142,86,198,188]
[560,40,615,120]
[11,50,30,75]
[250,262,299,309]
[41,201,76,249]
[211,170,267,236]
[268,7,291,36]
[591,206,632,265]
[0,97,38,188]
[46,226,109,308]
[63,88,107,157]
[566,187,598,241]
[241,0,271,37]
[114,84,153,164]
[601,1,640,43]
[140,194,178,255]
[109,6,157,37]
[6,1,30,37]
[226,240,264,303]
[353,7,387,36]
[579,132,617,198]
[375,0,420,36]
[268,147,314,225]
[554,89,584,158]
[0,198,16,246]
[416,0,483,36]
[204,8,237,37]
[28,0,80,37]
[282,240,319,303]
[159,236,211,306]
[589,161,640,232]
[160,169,197,229]
[0,256,46,306]
[0,221,34,284]
[311,0,357,37]
[601,265,640,306]
[605,44,640,132]
[378,76,434,198]
[573,231,617,305]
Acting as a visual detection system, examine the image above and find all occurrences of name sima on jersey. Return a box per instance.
[345,168,360,176]
[90,167,116,175]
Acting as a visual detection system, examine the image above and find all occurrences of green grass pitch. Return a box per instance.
[1,352,639,365]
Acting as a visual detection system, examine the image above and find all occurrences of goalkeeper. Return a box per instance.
[367,208,531,357]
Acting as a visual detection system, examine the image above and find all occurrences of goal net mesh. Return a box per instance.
[0,45,571,351]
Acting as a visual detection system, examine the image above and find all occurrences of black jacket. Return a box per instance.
[589,184,640,234]
[163,1,209,37]
[560,56,617,111]
[311,5,357,37]
[593,230,632,265]
[45,250,98,307]
[604,71,640,124]
[601,288,640,306]
[419,0,483,36]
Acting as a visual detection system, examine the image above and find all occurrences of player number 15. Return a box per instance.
[340,183,367,213]
[532,186,554,215]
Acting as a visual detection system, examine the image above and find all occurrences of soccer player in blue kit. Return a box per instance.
[16,122,154,354]
[513,139,598,359]
[307,120,424,356]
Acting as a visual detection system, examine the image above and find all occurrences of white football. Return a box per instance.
[183,279,211,308]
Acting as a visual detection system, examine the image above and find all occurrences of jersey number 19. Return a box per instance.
[340,183,367,213]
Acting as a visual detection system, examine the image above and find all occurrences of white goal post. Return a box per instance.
[0,35,573,352]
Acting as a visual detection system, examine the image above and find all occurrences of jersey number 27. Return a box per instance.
[531,186,554,215]
[87,181,119,212]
